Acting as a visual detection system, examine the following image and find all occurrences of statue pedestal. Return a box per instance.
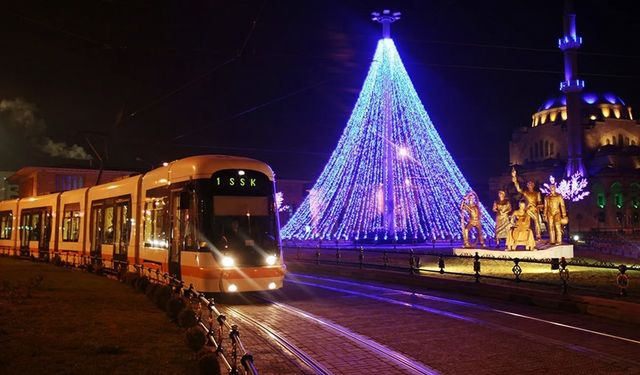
[453,244,574,260]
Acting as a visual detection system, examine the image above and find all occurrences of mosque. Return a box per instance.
[489,2,640,236]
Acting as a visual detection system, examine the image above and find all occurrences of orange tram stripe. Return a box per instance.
[180,265,285,280]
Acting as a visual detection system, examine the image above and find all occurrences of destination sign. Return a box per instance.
[211,169,272,196]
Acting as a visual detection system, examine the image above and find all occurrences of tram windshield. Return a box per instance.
[209,169,279,264]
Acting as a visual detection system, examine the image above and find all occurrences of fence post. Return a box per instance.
[359,246,364,269]
[438,255,445,274]
[512,258,522,282]
[473,252,481,283]
[559,257,569,295]
[617,264,629,297]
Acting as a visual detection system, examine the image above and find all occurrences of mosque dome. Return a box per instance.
[531,91,634,127]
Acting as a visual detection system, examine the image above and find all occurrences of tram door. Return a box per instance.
[113,199,130,270]
[19,212,31,256]
[90,205,104,264]
[38,208,52,260]
[169,190,191,278]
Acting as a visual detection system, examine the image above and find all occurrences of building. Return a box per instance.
[0,171,19,200]
[490,2,640,234]
[7,167,134,198]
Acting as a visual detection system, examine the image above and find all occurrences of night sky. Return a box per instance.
[1,1,639,200]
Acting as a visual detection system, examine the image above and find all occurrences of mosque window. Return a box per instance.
[550,142,555,156]
[611,182,623,208]
[534,143,539,159]
[630,183,640,209]
[625,137,630,146]
[561,110,567,121]
[597,211,605,223]
[613,108,621,119]
[597,192,606,208]
[539,140,544,158]
[632,140,637,146]
[619,133,624,146]
[602,106,610,118]
[544,141,549,157]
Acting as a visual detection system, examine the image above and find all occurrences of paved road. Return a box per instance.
[217,273,640,375]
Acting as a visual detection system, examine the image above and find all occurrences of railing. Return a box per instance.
[0,247,259,375]
[132,264,258,375]
[284,245,639,299]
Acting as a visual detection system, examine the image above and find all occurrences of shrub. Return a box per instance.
[52,254,62,267]
[185,327,207,353]
[136,277,150,293]
[197,349,221,375]
[166,295,187,321]
[178,308,198,328]
[153,285,172,309]
[145,283,159,300]
[122,272,137,286]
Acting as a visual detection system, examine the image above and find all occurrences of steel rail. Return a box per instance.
[226,306,332,375]
[255,297,440,375]
[291,273,640,345]
[286,275,640,368]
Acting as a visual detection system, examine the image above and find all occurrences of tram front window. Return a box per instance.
[212,196,278,266]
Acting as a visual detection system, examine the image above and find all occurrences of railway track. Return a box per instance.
[226,306,331,375]
[224,298,439,375]
[285,273,640,369]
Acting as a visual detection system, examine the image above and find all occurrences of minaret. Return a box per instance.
[372,9,401,238]
[559,0,586,177]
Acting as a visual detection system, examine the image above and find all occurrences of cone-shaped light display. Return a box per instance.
[282,38,494,241]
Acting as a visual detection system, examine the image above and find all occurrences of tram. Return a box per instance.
[0,155,286,293]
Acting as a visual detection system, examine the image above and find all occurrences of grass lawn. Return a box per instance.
[0,257,197,374]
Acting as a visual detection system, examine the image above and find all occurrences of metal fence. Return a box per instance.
[284,244,639,299]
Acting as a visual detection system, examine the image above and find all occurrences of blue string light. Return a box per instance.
[282,38,494,242]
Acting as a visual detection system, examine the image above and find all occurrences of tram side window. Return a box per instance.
[62,204,81,242]
[103,206,114,244]
[0,211,12,239]
[144,197,168,248]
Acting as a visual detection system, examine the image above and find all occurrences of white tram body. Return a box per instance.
[0,155,286,293]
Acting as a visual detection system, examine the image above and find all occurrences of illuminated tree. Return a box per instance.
[282,17,493,242]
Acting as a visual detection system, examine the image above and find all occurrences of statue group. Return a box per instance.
[461,169,568,250]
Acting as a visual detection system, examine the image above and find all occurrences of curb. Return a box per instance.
[286,261,640,326]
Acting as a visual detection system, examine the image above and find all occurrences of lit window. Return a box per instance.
[62,203,81,242]
[144,197,169,248]
[0,211,12,240]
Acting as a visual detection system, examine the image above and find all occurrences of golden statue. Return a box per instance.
[492,190,512,247]
[544,184,568,245]
[461,191,485,248]
[511,168,543,241]
[506,200,536,250]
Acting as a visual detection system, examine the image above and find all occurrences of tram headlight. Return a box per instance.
[221,256,235,268]
[265,255,277,266]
